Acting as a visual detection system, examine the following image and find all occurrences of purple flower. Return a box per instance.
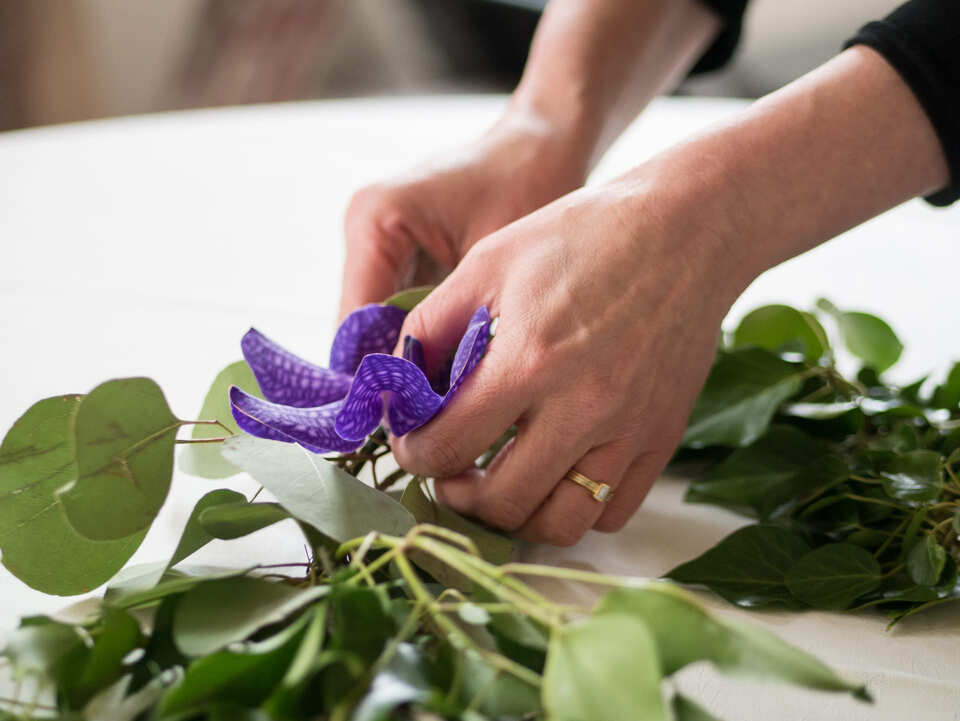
[229,304,492,454]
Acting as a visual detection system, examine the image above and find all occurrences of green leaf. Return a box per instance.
[543,613,666,721]
[1,618,82,683]
[199,501,290,539]
[686,425,848,520]
[785,544,882,610]
[221,435,416,542]
[879,450,943,503]
[179,360,263,480]
[382,285,434,311]
[104,565,250,610]
[907,535,947,586]
[665,525,810,607]
[682,349,805,448]
[458,603,492,626]
[351,643,437,721]
[58,378,180,540]
[817,300,903,373]
[0,395,144,595]
[59,609,141,708]
[932,362,960,410]
[160,606,316,715]
[400,481,514,590]
[595,585,864,697]
[732,304,827,361]
[672,695,725,721]
[168,489,247,569]
[173,575,330,656]
[451,647,541,719]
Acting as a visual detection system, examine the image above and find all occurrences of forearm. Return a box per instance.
[618,45,950,294]
[501,0,722,174]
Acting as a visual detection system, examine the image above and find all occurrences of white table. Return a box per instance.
[2,96,958,719]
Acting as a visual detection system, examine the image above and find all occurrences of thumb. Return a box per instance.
[397,267,487,378]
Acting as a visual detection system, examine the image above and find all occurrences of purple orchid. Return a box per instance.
[229,304,492,454]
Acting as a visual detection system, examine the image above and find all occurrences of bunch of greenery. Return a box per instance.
[0,293,874,721]
[668,299,960,624]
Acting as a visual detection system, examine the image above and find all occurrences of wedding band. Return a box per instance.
[564,469,614,503]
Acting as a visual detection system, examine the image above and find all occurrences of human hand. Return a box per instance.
[338,113,590,321]
[388,165,757,546]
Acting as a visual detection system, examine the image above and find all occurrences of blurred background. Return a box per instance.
[1,0,902,133]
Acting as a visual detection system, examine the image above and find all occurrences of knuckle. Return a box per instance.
[544,522,587,547]
[409,433,466,477]
[593,512,629,534]
[477,493,529,532]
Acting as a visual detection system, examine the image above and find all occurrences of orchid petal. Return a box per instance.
[241,329,353,407]
[402,335,426,372]
[229,386,360,453]
[335,354,443,440]
[443,306,492,404]
[329,304,407,375]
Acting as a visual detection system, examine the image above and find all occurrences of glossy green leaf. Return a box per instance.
[932,362,960,410]
[452,647,541,719]
[732,304,827,361]
[58,378,180,540]
[666,525,810,607]
[543,613,666,721]
[382,285,434,311]
[104,565,250,610]
[595,585,864,697]
[173,575,329,656]
[199,501,290,540]
[168,489,246,569]
[907,535,947,586]
[686,425,848,520]
[879,450,943,503]
[682,349,805,448]
[785,544,882,610]
[0,395,144,595]
[221,435,416,542]
[817,300,903,373]
[179,360,263,480]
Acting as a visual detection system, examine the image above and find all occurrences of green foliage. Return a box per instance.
[179,360,263,479]
[0,395,144,595]
[58,378,180,540]
[382,285,434,311]
[670,299,960,622]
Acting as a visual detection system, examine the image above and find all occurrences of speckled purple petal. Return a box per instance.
[443,306,492,405]
[329,304,407,375]
[334,354,442,440]
[402,335,426,372]
[230,386,360,453]
[241,329,353,407]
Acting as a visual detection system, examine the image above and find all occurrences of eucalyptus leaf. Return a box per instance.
[351,643,438,721]
[199,501,290,540]
[168,489,247,569]
[732,304,827,361]
[221,435,415,542]
[879,450,943,504]
[682,349,805,448]
[665,525,810,607]
[59,609,141,709]
[1,618,82,683]
[817,300,903,373]
[382,285,434,311]
[173,575,329,656]
[58,378,180,541]
[543,613,666,721]
[906,534,947,586]
[672,695,725,721]
[452,647,541,719]
[686,425,848,520]
[784,544,882,610]
[0,395,144,595]
[105,565,251,611]
[179,360,263,480]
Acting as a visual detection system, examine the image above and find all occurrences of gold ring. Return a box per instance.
[564,469,613,503]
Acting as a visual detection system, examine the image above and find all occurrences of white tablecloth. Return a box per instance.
[1,96,958,719]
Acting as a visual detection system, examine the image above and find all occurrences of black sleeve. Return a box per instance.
[845,0,960,206]
[691,0,749,74]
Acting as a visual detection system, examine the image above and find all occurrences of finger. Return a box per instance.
[517,441,633,547]
[592,450,669,533]
[433,416,593,532]
[391,323,532,478]
[339,206,416,321]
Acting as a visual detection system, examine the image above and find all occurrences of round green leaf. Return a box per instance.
[179,360,263,480]
[732,304,827,361]
[168,489,247,569]
[58,378,180,540]
[907,535,948,586]
[785,544,882,610]
[838,311,903,373]
[382,285,434,311]
[199,501,290,540]
[879,449,943,504]
[0,395,144,595]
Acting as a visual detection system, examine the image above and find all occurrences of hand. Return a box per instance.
[389,166,755,546]
[337,113,589,321]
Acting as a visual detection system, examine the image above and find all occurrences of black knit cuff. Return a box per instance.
[846,20,960,206]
